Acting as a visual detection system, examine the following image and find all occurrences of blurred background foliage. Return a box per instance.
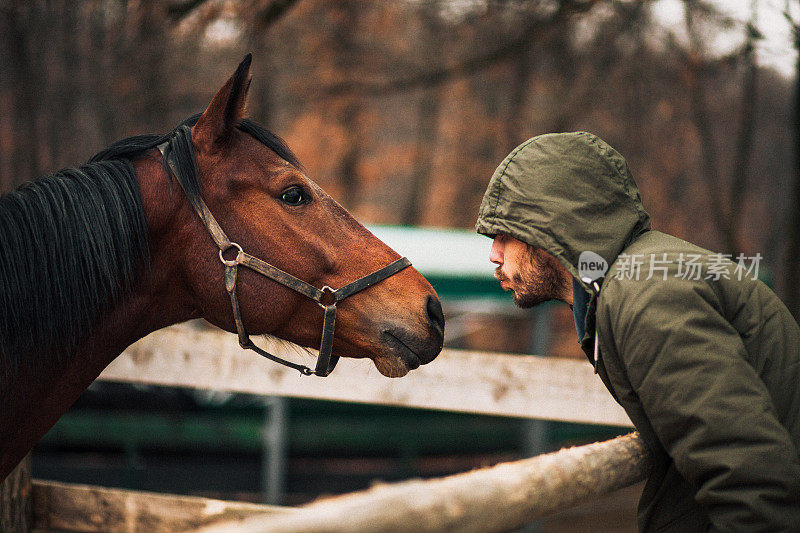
[1,0,799,318]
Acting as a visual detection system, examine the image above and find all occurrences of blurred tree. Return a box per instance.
[1,1,47,186]
[403,2,445,226]
[784,0,800,319]
[240,0,301,127]
[680,0,760,256]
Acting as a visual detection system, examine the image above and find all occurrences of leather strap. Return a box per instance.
[240,253,323,302]
[317,305,338,375]
[333,257,411,301]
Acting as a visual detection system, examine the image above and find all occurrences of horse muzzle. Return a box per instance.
[377,294,444,376]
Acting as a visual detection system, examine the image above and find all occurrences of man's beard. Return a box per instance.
[496,247,568,308]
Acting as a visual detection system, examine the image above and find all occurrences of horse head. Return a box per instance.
[140,55,444,377]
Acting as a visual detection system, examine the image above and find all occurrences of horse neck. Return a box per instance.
[81,152,202,345]
[0,155,198,481]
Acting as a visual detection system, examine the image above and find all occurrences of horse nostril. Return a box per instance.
[426,295,445,334]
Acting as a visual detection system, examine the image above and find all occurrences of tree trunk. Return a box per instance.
[783,13,800,321]
[3,3,44,187]
[402,6,443,226]
[0,454,32,533]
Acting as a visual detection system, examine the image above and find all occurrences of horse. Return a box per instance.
[0,55,445,482]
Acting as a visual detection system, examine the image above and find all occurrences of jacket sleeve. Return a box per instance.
[601,276,800,532]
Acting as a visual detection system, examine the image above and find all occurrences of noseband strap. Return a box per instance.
[158,141,411,376]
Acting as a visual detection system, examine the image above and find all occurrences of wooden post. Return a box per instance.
[198,433,652,533]
[0,454,32,533]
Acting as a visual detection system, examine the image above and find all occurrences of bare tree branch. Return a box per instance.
[166,0,211,23]
[251,0,300,31]
[314,0,600,99]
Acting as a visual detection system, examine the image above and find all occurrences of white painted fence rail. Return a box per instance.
[99,323,632,427]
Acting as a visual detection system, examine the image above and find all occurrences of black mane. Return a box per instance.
[0,114,300,372]
[0,159,149,370]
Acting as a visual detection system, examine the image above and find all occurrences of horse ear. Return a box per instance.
[192,53,252,152]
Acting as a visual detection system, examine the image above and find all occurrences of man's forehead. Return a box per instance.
[496,233,532,248]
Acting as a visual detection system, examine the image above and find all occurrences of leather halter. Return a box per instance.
[157,141,411,377]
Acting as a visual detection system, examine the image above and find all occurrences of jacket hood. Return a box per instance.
[476,132,650,291]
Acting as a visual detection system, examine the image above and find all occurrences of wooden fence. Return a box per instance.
[100,323,632,426]
[26,323,646,532]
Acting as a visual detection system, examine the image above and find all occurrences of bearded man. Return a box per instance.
[476,132,800,532]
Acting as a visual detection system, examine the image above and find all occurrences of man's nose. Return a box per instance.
[489,238,503,265]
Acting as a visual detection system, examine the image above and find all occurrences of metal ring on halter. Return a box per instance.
[318,285,336,308]
[219,242,244,266]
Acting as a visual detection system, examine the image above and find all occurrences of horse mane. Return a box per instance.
[0,113,300,372]
[0,159,149,370]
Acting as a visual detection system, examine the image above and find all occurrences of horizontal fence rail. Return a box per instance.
[99,323,632,427]
[32,480,294,532]
[196,432,652,533]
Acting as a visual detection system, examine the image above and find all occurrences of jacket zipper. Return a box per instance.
[592,280,602,374]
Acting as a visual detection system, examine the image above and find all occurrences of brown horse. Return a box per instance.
[0,55,444,481]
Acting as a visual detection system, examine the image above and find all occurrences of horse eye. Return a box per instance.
[280,186,309,206]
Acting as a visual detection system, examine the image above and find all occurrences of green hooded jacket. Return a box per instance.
[476,132,800,532]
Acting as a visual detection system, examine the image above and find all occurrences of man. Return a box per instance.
[476,132,800,532]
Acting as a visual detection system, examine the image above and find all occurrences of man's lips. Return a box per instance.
[494,266,516,292]
[495,272,511,291]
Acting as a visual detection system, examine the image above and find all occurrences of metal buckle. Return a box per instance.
[219,242,244,266]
